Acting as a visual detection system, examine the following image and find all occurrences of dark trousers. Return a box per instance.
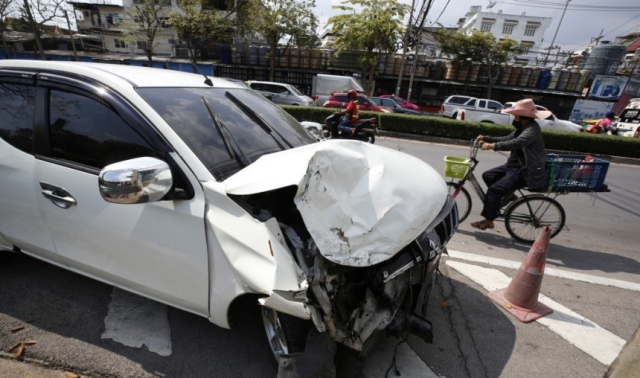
[481,165,526,221]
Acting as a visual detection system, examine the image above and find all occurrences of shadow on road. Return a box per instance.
[0,253,275,378]
[454,228,640,276]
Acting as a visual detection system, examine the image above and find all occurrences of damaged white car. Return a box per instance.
[0,61,458,366]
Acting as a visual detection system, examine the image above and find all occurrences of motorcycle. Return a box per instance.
[324,113,379,144]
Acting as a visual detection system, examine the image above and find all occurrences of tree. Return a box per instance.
[169,0,252,67]
[0,0,12,58]
[254,0,318,81]
[18,0,66,60]
[433,28,526,98]
[124,0,169,65]
[327,0,407,94]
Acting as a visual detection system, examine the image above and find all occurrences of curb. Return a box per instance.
[378,130,640,166]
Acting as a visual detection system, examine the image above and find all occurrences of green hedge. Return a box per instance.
[282,106,640,159]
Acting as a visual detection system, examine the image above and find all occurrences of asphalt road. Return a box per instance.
[0,136,638,378]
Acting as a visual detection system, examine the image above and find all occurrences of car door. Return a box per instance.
[0,71,60,263]
[32,72,210,315]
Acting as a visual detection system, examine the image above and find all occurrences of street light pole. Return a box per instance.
[543,0,570,67]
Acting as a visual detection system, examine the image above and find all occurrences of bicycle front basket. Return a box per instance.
[444,156,471,179]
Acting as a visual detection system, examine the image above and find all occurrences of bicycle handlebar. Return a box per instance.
[470,137,483,160]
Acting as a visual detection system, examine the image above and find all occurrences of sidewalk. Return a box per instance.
[0,355,85,378]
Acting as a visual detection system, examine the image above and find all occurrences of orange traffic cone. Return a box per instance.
[486,226,553,323]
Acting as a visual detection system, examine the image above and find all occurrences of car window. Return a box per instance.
[448,96,469,104]
[619,109,640,123]
[48,89,158,169]
[357,95,369,104]
[289,86,304,96]
[137,87,315,180]
[488,101,503,110]
[381,99,394,107]
[369,98,380,105]
[334,95,348,102]
[0,82,36,154]
[466,99,476,106]
[479,100,486,108]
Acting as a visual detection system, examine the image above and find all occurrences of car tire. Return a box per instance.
[261,307,311,366]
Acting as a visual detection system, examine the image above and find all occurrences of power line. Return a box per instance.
[431,0,451,25]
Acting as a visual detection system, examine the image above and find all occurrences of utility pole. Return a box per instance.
[543,0,570,67]
[407,0,434,102]
[394,0,417,96]
[591,29,605,46]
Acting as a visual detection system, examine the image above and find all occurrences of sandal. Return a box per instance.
[470,220,494,230]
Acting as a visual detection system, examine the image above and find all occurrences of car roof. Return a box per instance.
[247,80,290,86]
[0,60,244,89]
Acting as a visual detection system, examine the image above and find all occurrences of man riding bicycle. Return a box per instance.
[471,98,549,231]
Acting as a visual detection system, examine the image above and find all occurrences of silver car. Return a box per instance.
[247,80,314,106]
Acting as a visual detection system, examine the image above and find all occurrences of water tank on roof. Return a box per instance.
[582,44,626,75]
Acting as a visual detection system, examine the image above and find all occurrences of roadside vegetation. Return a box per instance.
[282,105,640,158]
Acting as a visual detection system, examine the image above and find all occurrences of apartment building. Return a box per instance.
[457,5,551,65]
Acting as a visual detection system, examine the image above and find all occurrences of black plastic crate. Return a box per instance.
[546,154,609,192]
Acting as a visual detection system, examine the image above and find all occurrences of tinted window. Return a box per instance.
[448,96,470,104]
[137,87,315,180]
[49,89,157,169]
[0,82,36,154]
[619,109,640,123]
[369,98,380,105]
[488,101,503,110]
[466,99,477,106]
[334,95,348,102]
[479,100,486,108]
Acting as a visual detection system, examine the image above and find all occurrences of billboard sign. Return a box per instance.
[588,75,629,100]
[570,100,615,123]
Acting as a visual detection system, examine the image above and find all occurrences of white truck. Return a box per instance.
[311,73,364,106]
[457,107,583,132]
[614,99,640,138]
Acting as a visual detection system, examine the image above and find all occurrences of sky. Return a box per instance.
[315,0,640,53]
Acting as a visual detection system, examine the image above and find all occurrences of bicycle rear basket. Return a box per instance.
[546,154,609,192]
[444,156,471,179]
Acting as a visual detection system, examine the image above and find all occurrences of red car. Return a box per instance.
[379,94,419,110]
[323,92,393,113]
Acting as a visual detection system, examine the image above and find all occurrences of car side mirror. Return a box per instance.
[99,157,173,204]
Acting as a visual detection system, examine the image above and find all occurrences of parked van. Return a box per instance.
[615,99,640,138]
[247,81,314,106]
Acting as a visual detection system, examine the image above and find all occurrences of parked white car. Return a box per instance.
[0,61,457,366]
[457,107,582,132]
[440,95,503,118]
[247,80,314,106]
[614,99,640,138]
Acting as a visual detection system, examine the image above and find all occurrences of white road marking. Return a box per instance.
[446,260,626,366]
[101,288,172,356]
[448,250,640,292]
[363,335,439,378]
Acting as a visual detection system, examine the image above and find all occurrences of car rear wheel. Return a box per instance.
[261,307,310,365]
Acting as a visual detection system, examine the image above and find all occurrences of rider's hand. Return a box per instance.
[481,143,494,151]
[477,135,485,142]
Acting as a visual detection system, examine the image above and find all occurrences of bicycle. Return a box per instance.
[444,138,610,243]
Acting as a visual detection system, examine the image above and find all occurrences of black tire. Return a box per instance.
[261,307,311,365]
[365,131,375,144]
[451,112,457,120]
[446,182,471,223]
[504,196,565,243]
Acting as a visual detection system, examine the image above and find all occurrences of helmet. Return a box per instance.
[348,89,357,99]
[605,111,615,118]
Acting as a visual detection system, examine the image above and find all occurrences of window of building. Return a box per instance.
[105,13,120,26]
[114,39,126,48]
[503,23,516,35]
[520,42,535,54]
[160,17,171,28]
[137,41,148,50]
[524,26,538,37]
[481,22,493,32]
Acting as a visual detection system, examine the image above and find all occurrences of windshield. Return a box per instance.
[289,85,304,96]
[137,87,315,180]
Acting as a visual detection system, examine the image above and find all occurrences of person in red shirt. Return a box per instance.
[586,111,616,134]
[335,89,359,136]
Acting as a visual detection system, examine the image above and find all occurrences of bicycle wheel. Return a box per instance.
[504,196,565,243]
[447,182,471,223]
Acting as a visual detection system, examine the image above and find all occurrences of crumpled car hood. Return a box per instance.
[224,140,447,267]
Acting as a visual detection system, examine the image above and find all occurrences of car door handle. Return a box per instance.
[40,182,77,209]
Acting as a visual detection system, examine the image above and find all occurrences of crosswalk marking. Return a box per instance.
[446,260,626,366]
[101,288,172,356]
[448,250,640,292]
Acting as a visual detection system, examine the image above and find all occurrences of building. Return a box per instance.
[456,5,551,66]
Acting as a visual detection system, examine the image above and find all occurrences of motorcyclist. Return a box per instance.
[586,111,616,134]
[334,89,359,136]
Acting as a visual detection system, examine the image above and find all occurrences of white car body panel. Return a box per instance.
[0,140,60,263]
[224,140,447,267]
[34,154,210,317]
[458,109,581,132]
[202,180,309,327]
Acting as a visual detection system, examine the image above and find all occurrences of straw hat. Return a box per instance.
[503,99,552,120]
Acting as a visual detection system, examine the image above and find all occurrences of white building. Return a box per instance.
[457,5,551,66]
